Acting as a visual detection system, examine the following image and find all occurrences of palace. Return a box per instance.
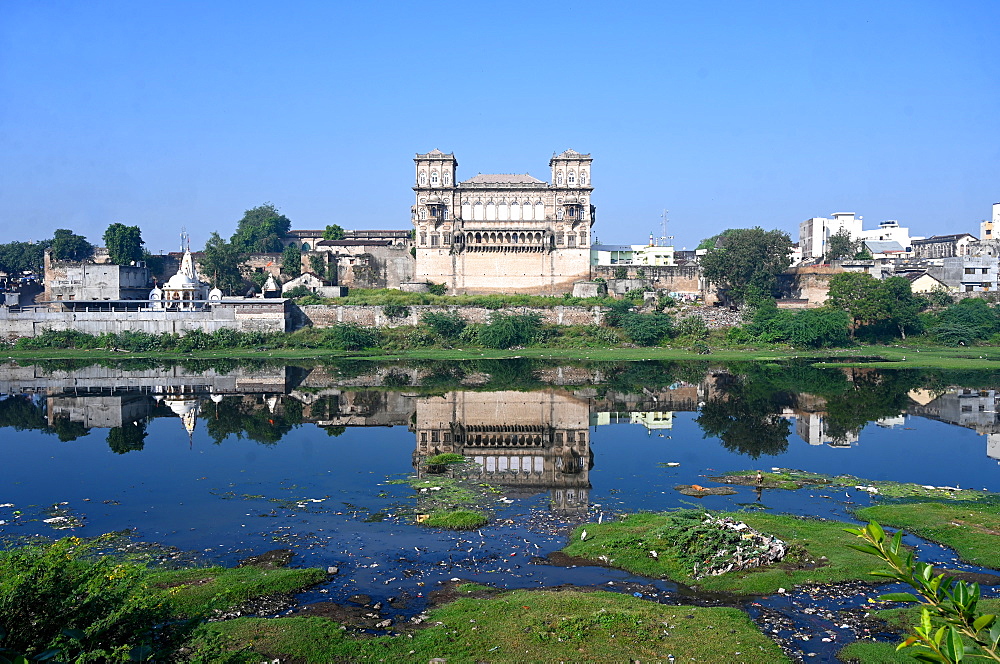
[411,149,595,294]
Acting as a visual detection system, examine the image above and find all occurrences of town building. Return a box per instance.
[799,212,862,261]
[981,203,1000,241]
[590,240,676,267]
[911,233,978,259]
[411,149,595,294]
[44,251,153,304]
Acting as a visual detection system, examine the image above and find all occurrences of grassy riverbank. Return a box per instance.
[190,587,789,663]
[6,343,1000,368]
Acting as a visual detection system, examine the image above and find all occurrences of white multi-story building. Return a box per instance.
[799,212,862,261]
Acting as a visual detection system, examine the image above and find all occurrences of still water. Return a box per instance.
[4,358,1000,659]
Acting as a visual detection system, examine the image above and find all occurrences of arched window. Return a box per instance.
[497,200,508,220]
[535,201,544,219]
[523,201,533,220]
[443,172,450,185]
[419,171,427,185]
[556,171,564,185]
[431,172,439,185]
[510,201,521,221]
[568,171,576,185]
[486,201,496,221]
[419,209,427,220]
[301,243,311,251]
[580,171,587,185]
[474,201,484,220]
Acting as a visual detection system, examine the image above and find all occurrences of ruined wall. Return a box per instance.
[295,304,605,329]
[778,265,844,306]
[591,265,702,295]
[0,301,289,339]
[336,245,414,289]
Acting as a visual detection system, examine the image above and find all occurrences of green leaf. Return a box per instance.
[60,628,85,641]
[845,542,883,556]
[34,650,62,662]
[868,521,886,542]
[943,626,964,661]
[879,592,921,603]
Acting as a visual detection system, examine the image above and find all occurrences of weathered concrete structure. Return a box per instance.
[44,252,153,303]
[412,149,595,295]
[0,300,289,339]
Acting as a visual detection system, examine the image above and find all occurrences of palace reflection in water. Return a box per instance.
[7,360,1000,502]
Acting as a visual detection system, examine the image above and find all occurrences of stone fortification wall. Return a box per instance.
[296,304,605,329]
[591,265,702,296]
[0,302,288,340]
[778,265,844,307]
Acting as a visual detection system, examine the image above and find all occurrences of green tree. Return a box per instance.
[308,253,326,277]
[280,244,301,277]
[825,228,858,261]
[881,276,924,339]
[200,232,246,295]
[102,223,144,265]
[230,203,291,253]
[827,273,925,340]
[323,224,345,241]
[825,272,885,338]
[699,227,792,304]
[50,229,94,261]
[0,240,48,275]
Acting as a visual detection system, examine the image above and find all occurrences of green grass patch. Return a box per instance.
[425,452,465,466]
[148,566,327,616]
[422,509,489,530]
[190,589,789,663]
[853,501,1000,568]
[837,640,919,663]
[563,511,891,594]
[713,469,833,490]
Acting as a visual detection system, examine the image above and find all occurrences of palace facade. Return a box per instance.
[411,149,595,294]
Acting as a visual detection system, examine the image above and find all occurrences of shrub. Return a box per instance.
[324,324,380,351]
[382,304,410,319]
[0,536,175,661]
[427,282,447,296]
[604,300,633,327]
[620,312,673,346]
[613,266,627,280]
[675,315,709,339]
[283,285,312,299]
[477,311,543,349]
[421,311,467,339]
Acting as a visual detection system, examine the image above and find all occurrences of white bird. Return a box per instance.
[580,529,588,541]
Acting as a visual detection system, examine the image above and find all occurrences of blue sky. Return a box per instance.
[1,0,997,253]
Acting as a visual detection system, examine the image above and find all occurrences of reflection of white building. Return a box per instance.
[781,409,861,447]
[876,415,906,428]
[590,411,674,434]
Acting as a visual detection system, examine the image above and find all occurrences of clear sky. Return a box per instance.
[1,0,997,254]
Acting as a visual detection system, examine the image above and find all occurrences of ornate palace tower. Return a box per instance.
[411,149,595,294]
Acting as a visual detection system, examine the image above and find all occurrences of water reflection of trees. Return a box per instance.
[0,395,89,442]
[696,371,793,458]
[203,396,302,445]
[107,420,148,454]
[694,363,930,455]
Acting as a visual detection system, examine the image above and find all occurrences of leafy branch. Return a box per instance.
[845,521,1000,662]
